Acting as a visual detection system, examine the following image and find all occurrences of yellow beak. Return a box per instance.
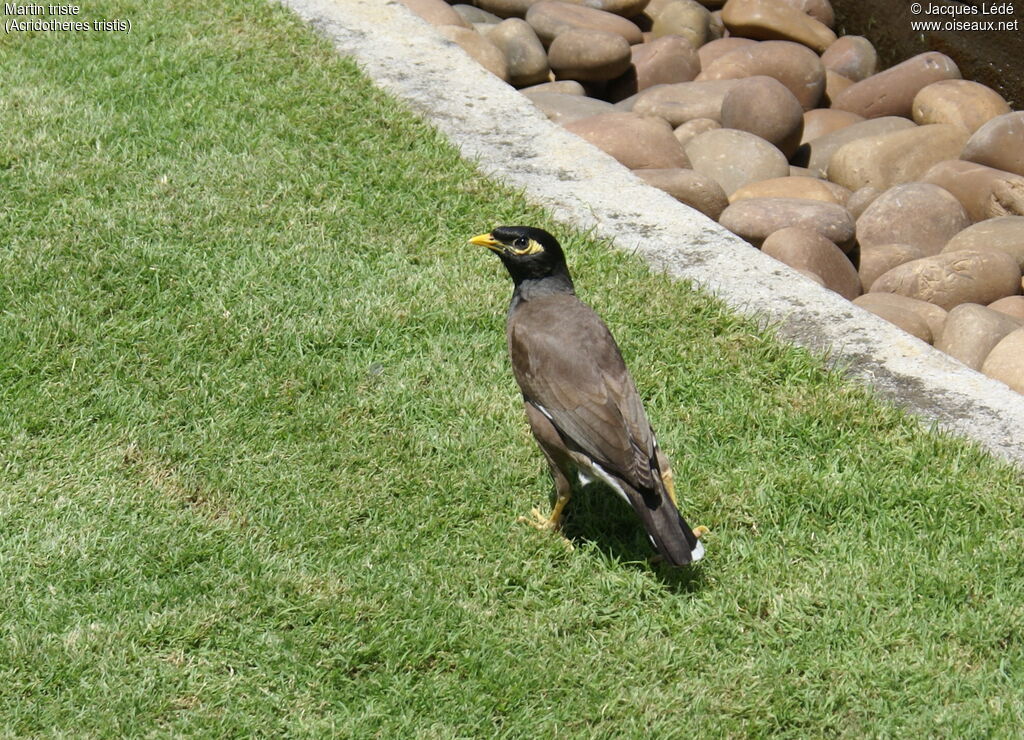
[468,233,502,253]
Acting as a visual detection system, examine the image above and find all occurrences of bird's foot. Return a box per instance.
[693,525,710,539]
[517,507,561,532]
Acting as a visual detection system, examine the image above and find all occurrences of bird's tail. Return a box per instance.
[632,491,704,566]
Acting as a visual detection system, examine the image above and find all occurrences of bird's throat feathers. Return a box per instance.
[509,269,575,307]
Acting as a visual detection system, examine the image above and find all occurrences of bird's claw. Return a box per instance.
[517,507,560,531]
[693,525,710,539]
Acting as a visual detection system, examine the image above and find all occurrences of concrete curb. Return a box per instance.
[282,0,1024,466]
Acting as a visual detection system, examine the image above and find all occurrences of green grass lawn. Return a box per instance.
[2,0,1024,735]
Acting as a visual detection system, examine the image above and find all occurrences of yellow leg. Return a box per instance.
[693,525,710,539]
[518,490,571,531]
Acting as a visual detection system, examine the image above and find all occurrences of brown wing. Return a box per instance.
[507,293,658,491]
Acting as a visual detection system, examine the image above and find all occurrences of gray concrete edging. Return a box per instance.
[283,0,1024,467]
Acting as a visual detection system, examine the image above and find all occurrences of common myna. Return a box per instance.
[469,226,706,565]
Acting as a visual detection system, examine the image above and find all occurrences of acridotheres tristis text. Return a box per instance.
[469,226,706,565]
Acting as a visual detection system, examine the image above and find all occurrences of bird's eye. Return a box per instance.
[513,237,528,248]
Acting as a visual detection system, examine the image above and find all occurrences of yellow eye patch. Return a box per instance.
[510,239,544,256]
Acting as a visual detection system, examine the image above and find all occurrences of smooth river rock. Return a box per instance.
[826,124,968,192]
[559,0,652,17]
[820,35,877,82]
[565,111,690,168]
[684,128,790,195]
[520,79,586,95]
[609,34,701,100]
[524,91,615,124]
[696,39,825,110]
[845,186,882,219]
[989,296,1024,321]
[858,243,926,292]
[855,183,970,256]
[981,329,1024,393]
[632,79,742,124]
[942,216,1024,269]
[870,249,1022,310]
[961,111,1024,179]
[696,37,757,68]
[911,80,1011,134]
[761,226,860,299]
[548,28,632,81]
[718,197,855,247]
[719,75,804,157]
[720,0,836,52]
[399,0,473,27]
[651,0,711,48]
[729,176,849,205]
[673,117,720,147]
[852,293,944,343]
[796,116,915,176]
[438,26,510,80]
[922,160,1024,222]
[633,167,730,218]
[831,51,961,119]
[936,303,1023,370]
[526,1,644,45]
[487,18,550,86]
[800,109,863,144]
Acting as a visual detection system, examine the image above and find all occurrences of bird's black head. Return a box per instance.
[468,226,572,287]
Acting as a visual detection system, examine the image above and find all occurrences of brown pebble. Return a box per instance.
[474,0,538,17]
[797,116,915,176]
[852,293,943,343]
[696,39,825,110]
[720,76,804,157]
[936,303,1023,370]
[961,112,1024,179]
[633,168,730,219]
[438,26,510,81]
[779,0,833,28]
[729,176,849,205]
[831,51,961,119]
[697,37,757,68]
[921,160,1024,222]
[762,226,860,299]
[820,35,877,82]
[673,118,721,148]
[827,124,968,192]
[488,18,551,87]
[855,183,969,256]
[608,34,701,101]
[981,329,1024,393]
[685,128,790,195]
[651,0,711,49]
[858,243,926,292]
[548,28,632,81]
[718,197,854,247]
[720,0,836,53]
[800,109,864,145]
[526,1,643,46]
[845,186,881,220]
[911,80,1011,134]
[399,0,472,28]
[564,111,690,168]
[988,296,1024,321]
[524,91,615,124]
[521,80,586,95]
[632,79,743,125]
[941,216,1024,270]
[870,249,1022,311]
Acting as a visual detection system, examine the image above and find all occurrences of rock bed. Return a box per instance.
[400,0,1024,394]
